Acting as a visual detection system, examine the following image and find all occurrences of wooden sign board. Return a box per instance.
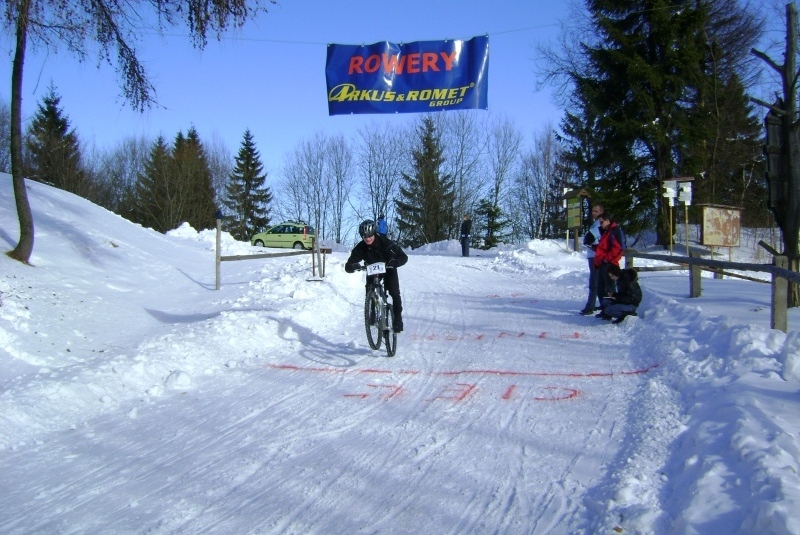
[699,204,741,247]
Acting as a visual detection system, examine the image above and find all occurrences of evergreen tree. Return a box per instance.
[134,136,174,232]
[475,198,509,249]
[221,129,273,241]
[25,84,87,196]
[395,117,455,248]
[558,0,763,244]
[172,128,216,231]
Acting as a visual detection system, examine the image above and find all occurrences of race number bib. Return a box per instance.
[366,262,386,276]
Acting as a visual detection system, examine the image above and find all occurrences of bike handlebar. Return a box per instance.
[351,263,396,272]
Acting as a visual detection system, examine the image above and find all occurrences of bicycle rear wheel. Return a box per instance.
[364,293,381,350]
[383,305,397,357]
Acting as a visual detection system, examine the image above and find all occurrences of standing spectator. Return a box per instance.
[580,203,604,315]
[597,264,641,323]
[376,214,388,238]
[593,212,624,313]
[460,214,472,257]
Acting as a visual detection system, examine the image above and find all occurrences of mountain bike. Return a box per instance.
[354,262,397,357]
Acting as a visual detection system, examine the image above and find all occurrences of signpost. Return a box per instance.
[562,188,592,251]
[662,177,693,256]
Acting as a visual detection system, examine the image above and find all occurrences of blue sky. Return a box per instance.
[1,1,568,173]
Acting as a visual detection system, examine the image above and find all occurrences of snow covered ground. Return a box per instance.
[1,172,799,534]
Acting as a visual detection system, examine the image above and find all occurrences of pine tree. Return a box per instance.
[475,198,509,249]
[134,136,174,232]
[559,0,763,244]
[395,117,455,248]
[25,84,87,196]
[173,128,216,231]
[221,129,273,241]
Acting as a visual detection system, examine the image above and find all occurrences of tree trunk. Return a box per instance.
[7,0,34,264]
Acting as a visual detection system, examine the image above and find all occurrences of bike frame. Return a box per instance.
[357,262,397,357]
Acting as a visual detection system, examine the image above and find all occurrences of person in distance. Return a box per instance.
[345,219,409,332]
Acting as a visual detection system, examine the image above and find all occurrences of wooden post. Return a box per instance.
[711,246,723,279]
[772,255,789,332]
[684,205,690,257]
[215,218,222,290]
[689,251,702,297]
[669,206,673,254]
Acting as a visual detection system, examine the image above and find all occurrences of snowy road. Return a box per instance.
[0,241,666,534]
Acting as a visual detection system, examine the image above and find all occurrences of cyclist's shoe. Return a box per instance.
[393,316,404,333]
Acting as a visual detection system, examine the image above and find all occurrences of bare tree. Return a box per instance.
[508,125,565,240]
[278,132,330,240]
[205,132,233,203]
[353,122,409,240]
[3,0,277,263]
[434,111,488,238]
[0,98,10,173]
[327,133,354,243]
[83,134,150,214]
[487,116,522,208]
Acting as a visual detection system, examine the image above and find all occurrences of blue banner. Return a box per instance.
[326,36,489,115]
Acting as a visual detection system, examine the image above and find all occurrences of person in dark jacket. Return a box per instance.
[345,219,409,332]
[460,214,472,257]
[597,264,642,324]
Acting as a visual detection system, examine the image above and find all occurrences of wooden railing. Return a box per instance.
[625,249,799,332]
[214,219,331,289]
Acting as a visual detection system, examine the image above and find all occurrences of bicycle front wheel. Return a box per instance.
[364,293,382,350]
[384,305,397,357]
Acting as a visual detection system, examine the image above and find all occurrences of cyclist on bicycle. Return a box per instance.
[345,219,409,332]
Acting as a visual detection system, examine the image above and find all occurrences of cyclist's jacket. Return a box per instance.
[345,235,408,273]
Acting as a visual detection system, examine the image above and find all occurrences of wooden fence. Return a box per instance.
[214,220,331,290]
[625,249,799,332]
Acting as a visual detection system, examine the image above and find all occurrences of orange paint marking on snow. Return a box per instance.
[271,363,661,379]
[502,385,516,400]
[369,384,405,400]
[560,332,580,339]
[538,332,548,338]
[427,383,476,402]
[533,386,580,401]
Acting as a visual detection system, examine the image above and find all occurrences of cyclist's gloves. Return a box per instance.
[345,262,358,273]
[387,259,399,268]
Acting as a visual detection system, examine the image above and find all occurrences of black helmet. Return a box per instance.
[358,219,376,238]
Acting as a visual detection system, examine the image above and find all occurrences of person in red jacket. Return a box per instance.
[593,213,624,313]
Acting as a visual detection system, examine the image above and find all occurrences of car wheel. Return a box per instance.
[293,242,305,250]
[254,240,265,247]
